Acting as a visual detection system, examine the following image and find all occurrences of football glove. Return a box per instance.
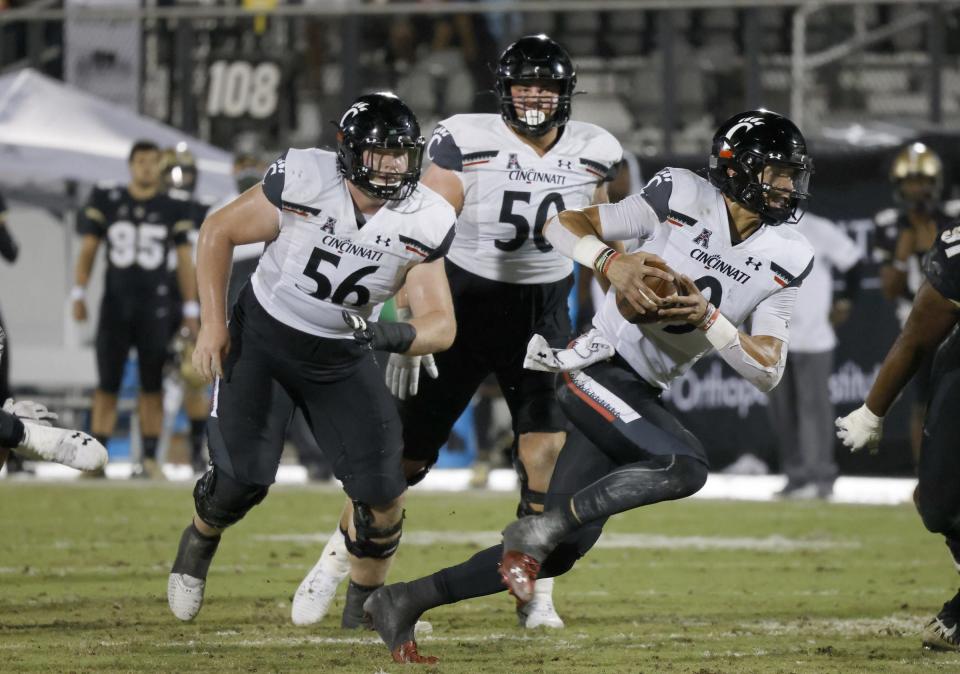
[835,404,883,454]
[386,353,439,400]
[3,398,58,427]
[342,311,417,354]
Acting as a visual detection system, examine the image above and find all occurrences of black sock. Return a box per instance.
[94,434,109,448]
[142,436,159,460]
[190,419,206,460]
[171,523,221,579]
[429,544,506,608]
[342,580,382,629]
[0,410,25,448]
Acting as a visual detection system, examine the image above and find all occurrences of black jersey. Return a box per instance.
[77,184,192,297]
[923,223,960,304]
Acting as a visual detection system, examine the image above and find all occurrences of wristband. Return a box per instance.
[699,306,738,350]
[182,301,200,319]
[572,235,610,269]
[595,248,621,276]
[70,286,86,301]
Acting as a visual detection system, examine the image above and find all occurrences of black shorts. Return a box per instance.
[401,260,573,464]
[206,285,405,504]
[555,355,709,467]
[96,293,173,393]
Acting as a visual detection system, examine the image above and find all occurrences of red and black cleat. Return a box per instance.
[391,640,439,665]
[499,550,541,604]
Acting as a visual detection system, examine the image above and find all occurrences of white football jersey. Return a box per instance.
[251,148,457,338]
[428,113,622,284]
[593,168,815,389]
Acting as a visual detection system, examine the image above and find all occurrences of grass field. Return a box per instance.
[2,481,959,673]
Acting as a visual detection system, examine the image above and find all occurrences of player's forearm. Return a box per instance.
[545,210,601,258]
[865,331,931,416]
[701,310,785,392]
[405,310,456,356]
[880,266,907,300]
[74,237,99,287]
[195,220,234,325]
[175,247,199,304]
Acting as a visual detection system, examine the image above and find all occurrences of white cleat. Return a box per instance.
[518,577,565,629]
[168,572,206,621]
[15,423,108,472]
[291,527,350,626]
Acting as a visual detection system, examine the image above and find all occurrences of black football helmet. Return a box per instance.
[494,34,577,137]
[336,92,425,202]
[708,110,813,226]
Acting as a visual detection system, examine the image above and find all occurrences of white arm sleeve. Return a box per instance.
[596,194,662,241]
[706,288,797,393]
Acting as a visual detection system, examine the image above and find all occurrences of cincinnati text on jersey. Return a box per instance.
[689,248,753,284]
[321,235,385,261]
[508,169,567,185]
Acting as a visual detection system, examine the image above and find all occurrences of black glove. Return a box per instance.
[342,311,417,353]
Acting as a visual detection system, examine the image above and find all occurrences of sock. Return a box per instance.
[190,420,206,461]
[431,544,506,607]
[171,523,221,579]
[142,436,159,460]
[342,580,381,629]
[0,410,25,449]
[94,435,109,449]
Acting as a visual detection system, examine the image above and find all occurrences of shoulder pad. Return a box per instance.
[769,226,815,288]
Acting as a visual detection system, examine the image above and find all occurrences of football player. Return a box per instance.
[873,143,958,463]
[836,224,960,651]
[161,144,218,474]
[166,93,457,624]
[293,33,622,632]
[71,140,200,479]
[362,109,816,664]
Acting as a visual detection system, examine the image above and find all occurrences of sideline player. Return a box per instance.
[71,140,199,479]
[836,225,960,651]
[293,33,622,631]
[166,93,457,623]
[362,109,815,664]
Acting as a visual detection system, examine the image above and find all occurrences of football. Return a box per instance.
[615,260,680,324]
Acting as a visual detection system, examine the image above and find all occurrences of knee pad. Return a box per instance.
[193,466,269,530]
[673,455,709,499]
[344,500,404,559]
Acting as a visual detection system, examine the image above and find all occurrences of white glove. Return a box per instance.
[524,328,616,373]
[386,353,439,400]
[835,404,883,454]
[3,398,58,427]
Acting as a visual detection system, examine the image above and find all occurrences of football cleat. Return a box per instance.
[499,550,540,604]
[517,577,564,629]
[923,590,960,651]
[291,528,350,626]
[14,424,107,472]
[363,583,437,665]
[167,573,205,621]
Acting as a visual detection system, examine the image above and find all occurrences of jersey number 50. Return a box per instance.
[297,247,378,306]
[496,191,565,253]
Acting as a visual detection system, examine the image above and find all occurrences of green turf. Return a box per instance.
[1,482,958,673]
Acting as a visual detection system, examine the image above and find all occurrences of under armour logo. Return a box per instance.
[537,351,548,359]
[745,256,762,270]
[692,228,712,248]
[557,159,572,169]
[321,217,336,234]
[70,432,92,446]
[376,235,391,246]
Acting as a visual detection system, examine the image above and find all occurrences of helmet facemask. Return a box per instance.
[497,78,573,137]
[339,135,424,202]
[716,149,813,226]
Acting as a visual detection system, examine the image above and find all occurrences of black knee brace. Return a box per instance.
[343,500,404,559]
[514,455,546,518]
[193,467,269,530]
[405,463,432,487]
